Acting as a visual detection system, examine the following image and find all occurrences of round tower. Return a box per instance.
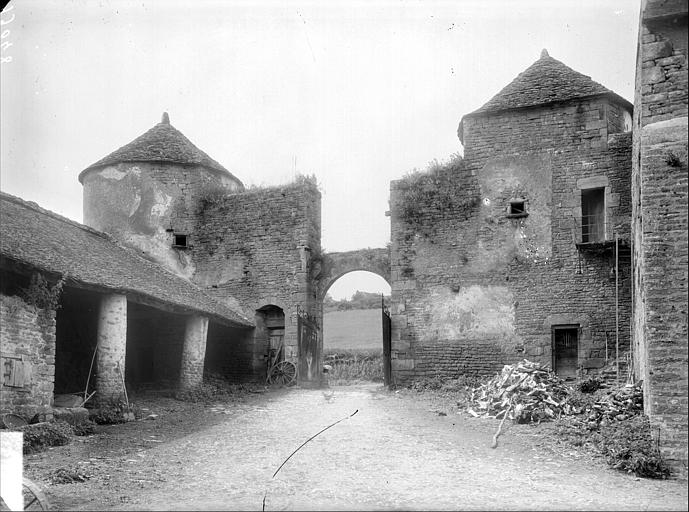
[79,113,243,278]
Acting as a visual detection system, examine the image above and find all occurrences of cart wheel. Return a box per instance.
[268,361,297,386]
[23,477,51,510]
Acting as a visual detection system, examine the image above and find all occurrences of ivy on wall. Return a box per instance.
[394,153,480,237]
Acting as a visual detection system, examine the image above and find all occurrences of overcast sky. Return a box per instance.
[0,0,640,299]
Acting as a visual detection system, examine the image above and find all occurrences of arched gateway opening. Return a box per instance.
[322,269,391,386]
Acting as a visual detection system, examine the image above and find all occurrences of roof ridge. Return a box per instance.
[0,191,111,240]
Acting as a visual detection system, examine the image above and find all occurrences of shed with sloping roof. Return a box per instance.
[0,192,254,415]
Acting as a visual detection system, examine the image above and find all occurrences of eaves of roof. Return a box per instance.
[0,192,253,328]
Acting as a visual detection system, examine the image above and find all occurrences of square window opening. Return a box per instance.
[173,234,188,248]
[507,199,528,218]
[581,188,605,243]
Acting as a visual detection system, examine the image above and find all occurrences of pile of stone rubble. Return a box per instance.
[466,359,576,424]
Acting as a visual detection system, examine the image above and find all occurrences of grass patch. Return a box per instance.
[324,349,383,384]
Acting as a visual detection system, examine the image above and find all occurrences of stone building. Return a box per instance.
[631,0,687,467]
[77,113,323,384]
[389,50,634,384]
[0,0,685,469]
[1,113,324,419]
[0,192,252,415]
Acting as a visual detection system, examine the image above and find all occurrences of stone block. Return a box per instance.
[643,66,666,85]
[644,41,674,61]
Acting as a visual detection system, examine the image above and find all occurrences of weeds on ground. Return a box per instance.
[49,466,92,484]
[71,420,97,436]
[595,415,672,479]
[19,421,72,454]
[91,400,140,424]
[409,375,483,392]
[553,405,672,478]
[323,349,383,383]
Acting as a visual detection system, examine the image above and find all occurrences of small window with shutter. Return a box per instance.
[1,356,32,388]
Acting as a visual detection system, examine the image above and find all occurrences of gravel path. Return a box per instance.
[27,383,688,511]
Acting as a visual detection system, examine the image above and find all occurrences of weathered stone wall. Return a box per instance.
[82,162,242,279]
[462,97,631,166]
[192,179,322,382]
[390,96,633,385]
[0,294,56,417]
[632,0,688,467]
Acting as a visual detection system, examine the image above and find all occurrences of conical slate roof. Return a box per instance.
[469,49,631,116]
[457,50,633,143]
[79,113,240,183]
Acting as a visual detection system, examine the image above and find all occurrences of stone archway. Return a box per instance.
[316,248,391,299]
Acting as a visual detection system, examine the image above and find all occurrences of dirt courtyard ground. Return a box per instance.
[24,383,688,511]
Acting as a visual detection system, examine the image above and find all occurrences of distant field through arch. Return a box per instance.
[323,271,390,383]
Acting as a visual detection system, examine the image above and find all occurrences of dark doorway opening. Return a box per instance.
[126,302,185,390]
[552,325,579,379]
[54,287,100,395]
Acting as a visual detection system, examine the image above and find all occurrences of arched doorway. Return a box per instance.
[322,271,391,385]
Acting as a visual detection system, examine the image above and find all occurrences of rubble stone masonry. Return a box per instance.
[0,294,56,417]
[192,179,321,382]
[95,293,128,402]
[82,162,241,279]
[632,0,688,468]
[179,315,209,390]
[390,95,633,385]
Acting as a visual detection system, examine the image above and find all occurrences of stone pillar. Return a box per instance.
[96,294,127,402]
[179,315,209,390]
